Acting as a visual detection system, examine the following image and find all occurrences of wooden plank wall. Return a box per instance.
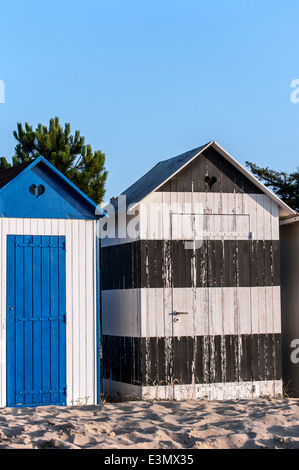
[101,148,282,400]
[0,218,98,407]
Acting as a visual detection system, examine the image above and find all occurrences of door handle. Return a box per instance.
[173,311,189,315]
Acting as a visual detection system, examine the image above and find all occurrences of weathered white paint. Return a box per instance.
[139,192,280,241]
[102,286,281,338]
[101,184,282,401]
[171,213,250,240]
[0,218,98,407]
[102,193,280,247]
[102,379,283,401]
[101,211,140,247]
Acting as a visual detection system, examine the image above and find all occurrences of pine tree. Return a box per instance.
[0,117,108,204]
[246,161,299,212]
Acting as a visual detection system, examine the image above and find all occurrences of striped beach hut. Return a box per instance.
[101,140,296,401]
[0,156,103,407]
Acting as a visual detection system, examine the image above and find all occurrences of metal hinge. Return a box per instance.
[17,315,66,322]
[17,243,66,249]
[19,387,67,395]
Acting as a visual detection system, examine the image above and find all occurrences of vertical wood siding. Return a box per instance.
[138,192,279,241]
[102,190,282,399]
[0,218,98,407]
[101,149,282,400]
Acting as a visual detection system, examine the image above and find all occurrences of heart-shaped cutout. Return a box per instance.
[29,184,45,198]
[205,176,217,189]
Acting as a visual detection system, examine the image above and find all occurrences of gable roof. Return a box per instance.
[110,141,296,217]
[111,143,209,213]
[0,156,105,217]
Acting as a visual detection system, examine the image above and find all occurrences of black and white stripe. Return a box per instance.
[101,146,283,400]
[102,334,282,386]
[101,239,280,290]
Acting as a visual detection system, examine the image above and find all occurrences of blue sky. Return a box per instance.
[0,0,298,202]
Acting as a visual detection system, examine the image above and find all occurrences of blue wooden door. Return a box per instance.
[6,235,67,407]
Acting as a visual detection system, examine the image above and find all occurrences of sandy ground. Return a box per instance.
[0,398,298,449]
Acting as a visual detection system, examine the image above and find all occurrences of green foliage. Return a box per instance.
[0,157,11,170]
[1,117,108,204]
[246,161,299,212]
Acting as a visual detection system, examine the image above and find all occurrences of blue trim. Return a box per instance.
[0,158,42,195]
[37,157,102,214]
[0,156,106,217]
[0,160,103,220]
[96,234,101,404]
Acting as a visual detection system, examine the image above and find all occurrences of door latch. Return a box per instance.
[172,311,189,323]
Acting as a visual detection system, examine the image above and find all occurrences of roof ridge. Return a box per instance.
[107,140,295,217]
[158,143,212,164]
[108,143,211,212]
